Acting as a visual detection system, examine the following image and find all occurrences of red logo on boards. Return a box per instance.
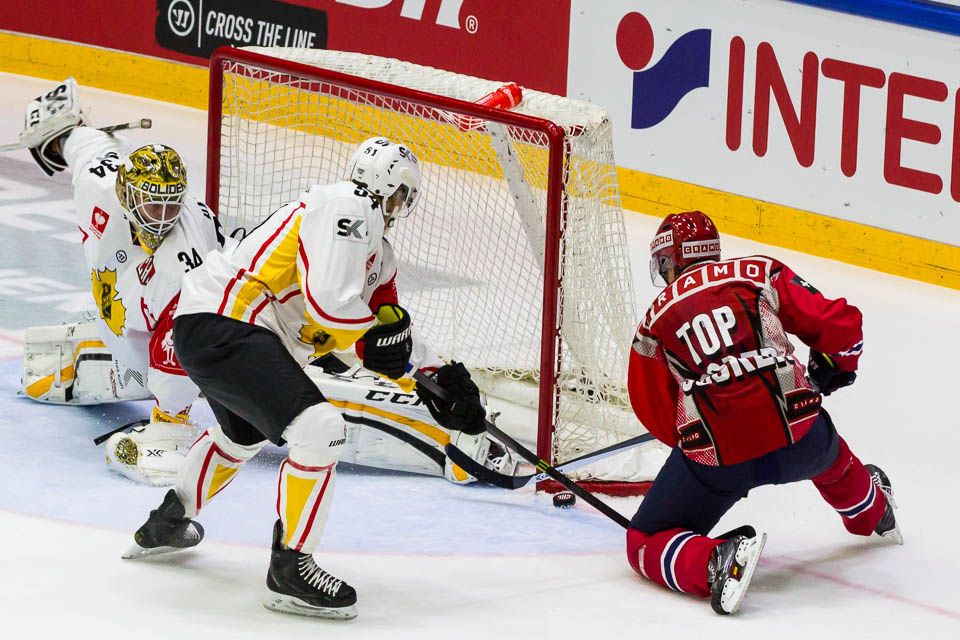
[89,207,109,238]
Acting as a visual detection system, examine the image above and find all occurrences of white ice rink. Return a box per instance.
[0,72,958,638]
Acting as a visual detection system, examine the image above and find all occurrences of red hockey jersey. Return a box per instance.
[628,257,863,466]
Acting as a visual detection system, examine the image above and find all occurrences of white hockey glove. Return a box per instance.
[20,77,85,176]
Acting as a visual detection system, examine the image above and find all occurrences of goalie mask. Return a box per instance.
[347,137,421,223]
[115,144,187,253]
[650,210,721,286]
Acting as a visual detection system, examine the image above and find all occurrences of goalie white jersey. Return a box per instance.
[177,180,438,371]
[62,126,225,411]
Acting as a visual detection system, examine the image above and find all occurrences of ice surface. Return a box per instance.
[0,72,957,638]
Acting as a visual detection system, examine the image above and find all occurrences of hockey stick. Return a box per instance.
[92,418,150,446]
[446,430,657,490]
[414,371,631,529]
[0,119,153,152]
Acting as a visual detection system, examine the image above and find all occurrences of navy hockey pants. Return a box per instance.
[630,410,841,535]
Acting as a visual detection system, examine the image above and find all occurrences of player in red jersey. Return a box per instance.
[625,210,902,615]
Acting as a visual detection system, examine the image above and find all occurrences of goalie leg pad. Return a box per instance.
[175,421,264,517]
[22,322,113,404]
[304,365,513,483]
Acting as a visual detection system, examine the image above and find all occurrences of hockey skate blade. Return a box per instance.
[122,542,192,560]
[262,593,358,621]
[716,533,767,615]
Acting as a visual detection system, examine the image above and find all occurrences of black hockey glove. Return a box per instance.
[361,304,413,379]
[807,350,857,396]
[416,362,487,435]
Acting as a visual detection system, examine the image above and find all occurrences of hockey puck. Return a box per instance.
[552,491,576,508]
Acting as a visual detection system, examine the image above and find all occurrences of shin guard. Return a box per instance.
[175,422,263,518]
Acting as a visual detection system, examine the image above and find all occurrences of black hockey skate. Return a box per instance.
[262,520,357,620]
[864,464,903,544]
[707,531,767,615]
[122,489,204,559]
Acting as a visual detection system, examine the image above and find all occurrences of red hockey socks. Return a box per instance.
[627,527,721,597]
[811,436,887,536]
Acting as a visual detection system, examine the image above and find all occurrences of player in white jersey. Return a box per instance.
[18,78,226,485]
[125,137,489,620]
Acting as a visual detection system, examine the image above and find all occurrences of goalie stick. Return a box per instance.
[0,119,153,152]
[92,418,150,446]
[445,430,657,491]
[414,370,631,529]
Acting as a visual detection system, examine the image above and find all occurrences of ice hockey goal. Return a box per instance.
[206,46,664,494]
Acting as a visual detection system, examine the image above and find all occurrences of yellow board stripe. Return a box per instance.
[0,31,208,109]
[4,31,958,290]
[619,168,960,290]
[326,398,451,447]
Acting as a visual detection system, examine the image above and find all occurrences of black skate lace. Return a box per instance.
[298,556,343,596]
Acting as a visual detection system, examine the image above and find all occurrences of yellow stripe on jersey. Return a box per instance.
[228,217,302,322]
[298,321,369,359]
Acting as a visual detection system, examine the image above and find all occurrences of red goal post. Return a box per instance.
[205,46,662,495]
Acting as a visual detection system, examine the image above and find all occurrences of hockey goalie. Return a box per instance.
[18,78,226,485]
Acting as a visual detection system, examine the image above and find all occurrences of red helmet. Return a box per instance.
[649,210,721,285]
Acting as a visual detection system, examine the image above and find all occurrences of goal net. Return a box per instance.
[207,47,666,492]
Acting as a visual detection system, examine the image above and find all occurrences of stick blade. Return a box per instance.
[444,443,531,489]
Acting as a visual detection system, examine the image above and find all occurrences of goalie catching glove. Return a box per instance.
[20,77,85,176]
[415,362,486,435]
[361,304,413,379]
[807,350,857,396]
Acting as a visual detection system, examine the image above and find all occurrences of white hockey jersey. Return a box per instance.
[176,181,440,373]
[62,126,225,411]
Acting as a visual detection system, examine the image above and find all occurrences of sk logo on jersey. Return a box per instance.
[299,325,332,358]
[335,216,367,243]
[91,268,126,336]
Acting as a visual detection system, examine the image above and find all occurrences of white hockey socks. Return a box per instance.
[277,403,347,554]
[277,460,337,554]
[175,422,264,518]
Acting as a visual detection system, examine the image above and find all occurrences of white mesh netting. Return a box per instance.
[212,47,653,483]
